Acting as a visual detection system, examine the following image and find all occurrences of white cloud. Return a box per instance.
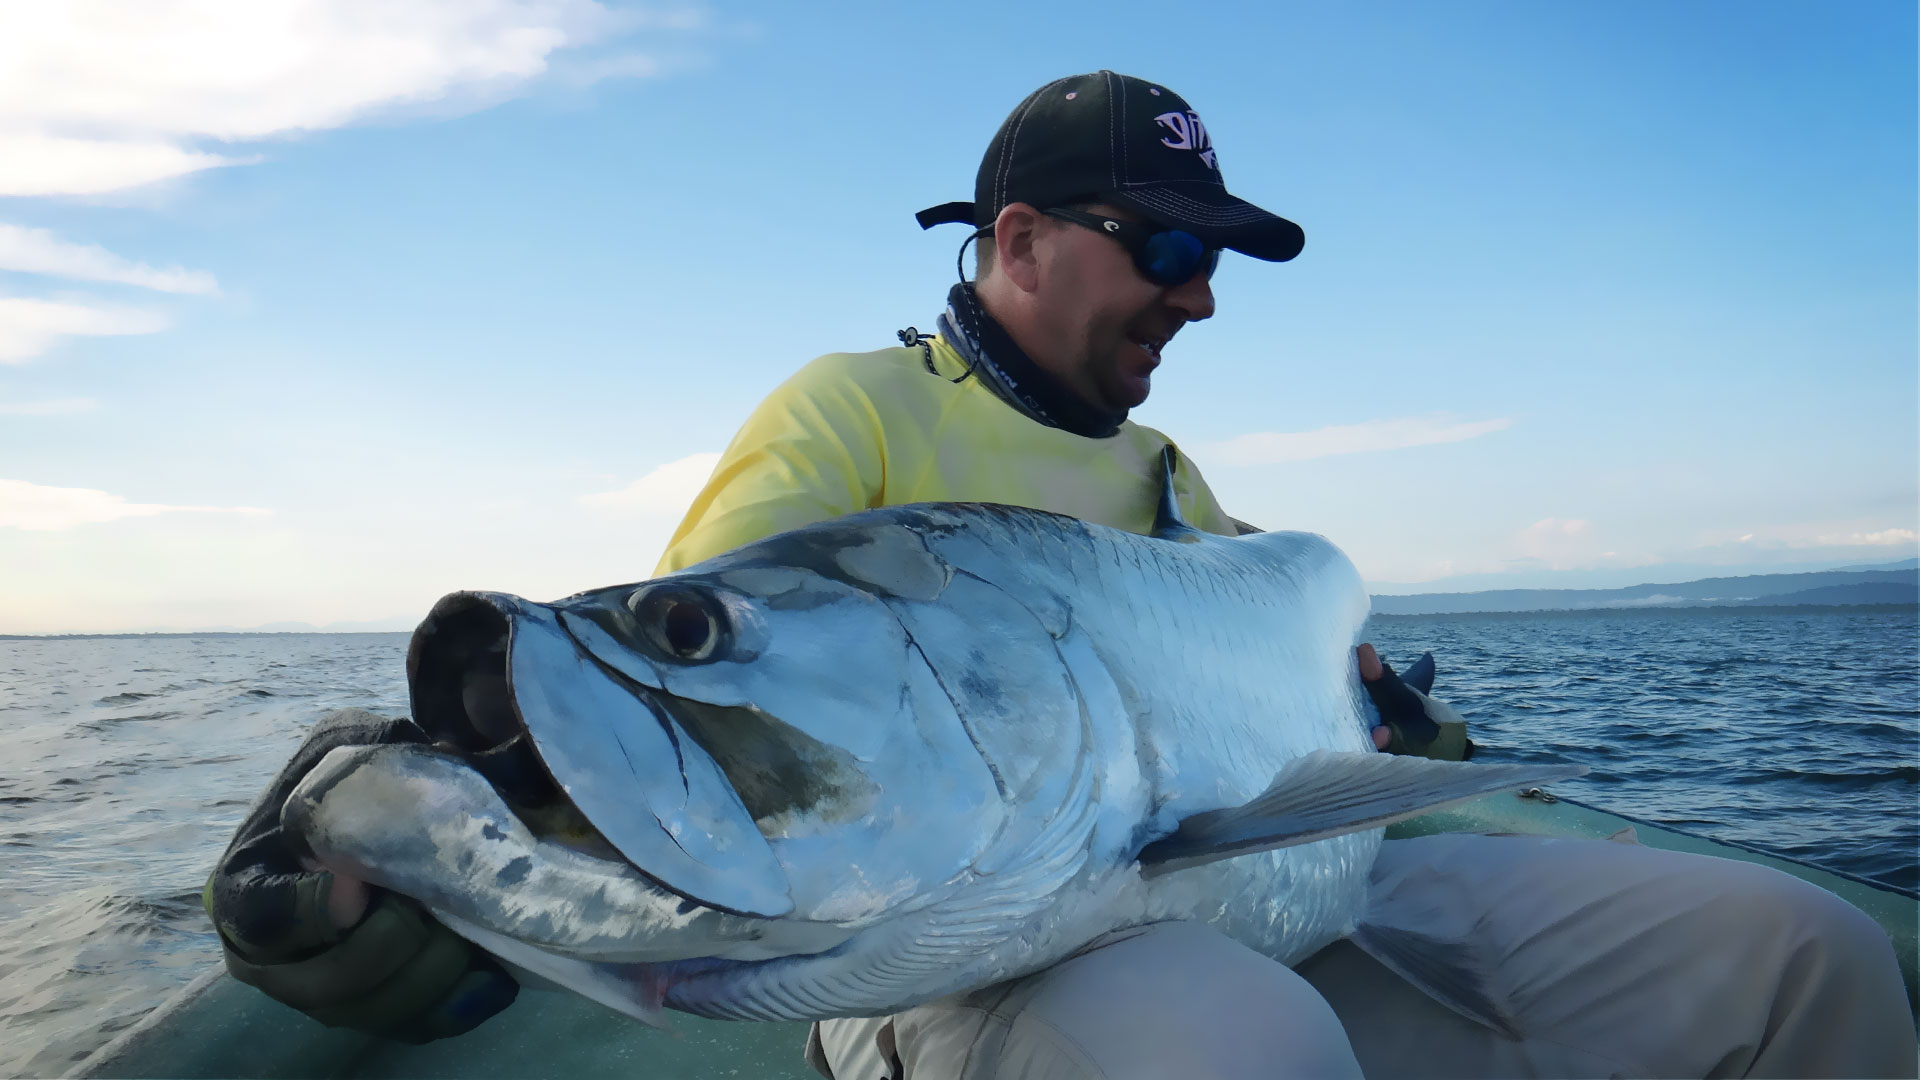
[1702,522,1920,552]
[0,224,218,293]
[0,133,248,199]
[1512,515,1605,568]
[0,0,686,198]
[579,452,720,518]
[1198,414,1512,466]
[0,477,269,530]
[1812,527,1918,547]
[0,297,169,362]
[1522,516,1591,540]
[0,397,96,415]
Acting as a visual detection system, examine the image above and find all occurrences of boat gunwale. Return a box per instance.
[1545,792,1919,900]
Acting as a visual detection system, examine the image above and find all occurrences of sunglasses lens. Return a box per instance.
[1141,230,1212,285]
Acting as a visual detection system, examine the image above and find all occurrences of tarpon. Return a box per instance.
[284,450,1581,1031]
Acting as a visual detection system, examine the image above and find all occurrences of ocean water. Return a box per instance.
[1,610,1915,1077]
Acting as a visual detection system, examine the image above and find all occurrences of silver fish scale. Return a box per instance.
[654,508,1379,1018]
[891,508,1380,970]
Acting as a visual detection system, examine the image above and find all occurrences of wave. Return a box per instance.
[1740,765,1919,789]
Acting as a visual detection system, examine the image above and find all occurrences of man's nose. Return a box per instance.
[1166,272,1215,322]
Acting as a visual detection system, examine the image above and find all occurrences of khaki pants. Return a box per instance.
[809,835,1917,1079]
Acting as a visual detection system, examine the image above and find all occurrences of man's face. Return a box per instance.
[1030,204,1216,412]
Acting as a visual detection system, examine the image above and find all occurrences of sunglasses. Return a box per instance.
[1043,207,1222,287]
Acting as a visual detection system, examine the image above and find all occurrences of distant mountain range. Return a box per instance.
[1372,559,1919,615]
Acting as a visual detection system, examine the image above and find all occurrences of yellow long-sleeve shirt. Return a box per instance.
[655,334,1237,575]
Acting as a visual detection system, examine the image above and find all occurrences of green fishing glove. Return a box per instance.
[203,708,518,1043]
[1363,652,1477,761]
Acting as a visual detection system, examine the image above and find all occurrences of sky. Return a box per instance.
[1,0,1915,634]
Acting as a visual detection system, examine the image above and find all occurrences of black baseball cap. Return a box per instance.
[916,71,1304,262]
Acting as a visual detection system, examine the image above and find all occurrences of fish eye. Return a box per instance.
[628,586,726,663]
[662,600,714,657]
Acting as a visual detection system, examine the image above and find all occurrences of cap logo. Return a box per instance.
[1154,110,1218,170]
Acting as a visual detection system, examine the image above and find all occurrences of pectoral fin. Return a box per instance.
[1136,751,1585,876]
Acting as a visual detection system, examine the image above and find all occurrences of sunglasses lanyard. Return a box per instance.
[893,226,999,386]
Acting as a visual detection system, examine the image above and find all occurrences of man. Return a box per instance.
[207,72,1916,1077]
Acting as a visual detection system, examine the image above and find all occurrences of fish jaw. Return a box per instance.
[282,742,850,964]
[285,742,986,1023]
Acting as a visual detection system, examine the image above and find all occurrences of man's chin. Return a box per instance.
[1111,373,1152,410]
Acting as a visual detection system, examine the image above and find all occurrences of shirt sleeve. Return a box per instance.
[653,355,886,575]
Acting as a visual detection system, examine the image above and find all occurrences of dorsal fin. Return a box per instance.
[1151,445,1204,542]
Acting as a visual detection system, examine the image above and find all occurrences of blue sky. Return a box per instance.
[2,1,1914,633]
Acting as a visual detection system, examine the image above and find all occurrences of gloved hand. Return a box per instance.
[203,708,518,1043]
[1358,645,1476,761]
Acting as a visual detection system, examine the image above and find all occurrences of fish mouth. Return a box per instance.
[284,738,860,1025]
[407,591,794,919]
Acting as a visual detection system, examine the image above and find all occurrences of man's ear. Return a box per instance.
[992,203,1046,293]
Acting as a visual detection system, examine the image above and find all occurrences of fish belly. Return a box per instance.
[1055,525,1380,964]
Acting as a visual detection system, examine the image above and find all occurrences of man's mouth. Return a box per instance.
[1126,332,1167,363]
[1125,313,1184,365]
